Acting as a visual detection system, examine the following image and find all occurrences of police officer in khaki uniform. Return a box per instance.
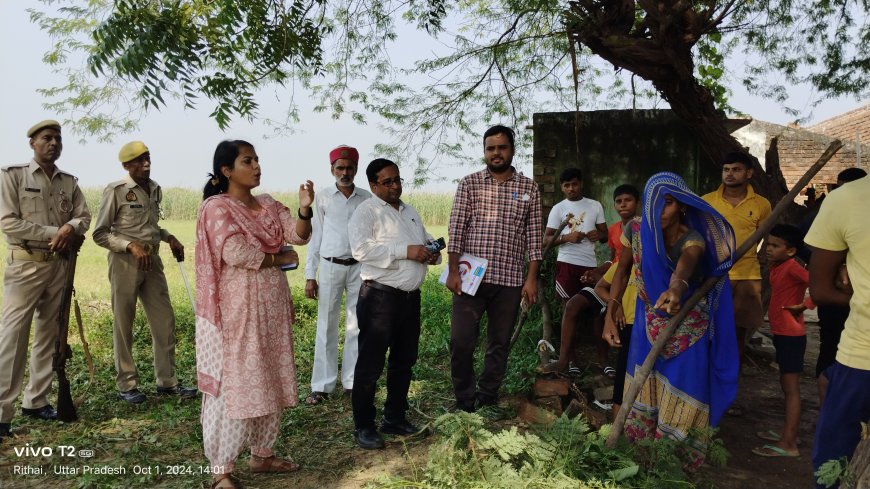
[93,141,196,404]
[0,120,91,439]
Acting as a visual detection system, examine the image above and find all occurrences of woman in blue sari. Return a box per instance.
[603,172,738,467]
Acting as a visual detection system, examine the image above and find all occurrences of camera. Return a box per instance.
[425,237,446,254]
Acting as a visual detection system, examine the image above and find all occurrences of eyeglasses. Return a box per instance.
[377,178,404,187]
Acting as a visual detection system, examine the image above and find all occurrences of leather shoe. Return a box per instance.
[380,417,426,436]
[21,405,57,420]
[450,400,476,413]
[0,422,11,440]
[354,427,385,449]
[476,394,498,409]
[156,385,198,399]
[118,388,146,404]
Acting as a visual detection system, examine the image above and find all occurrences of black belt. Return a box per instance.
[324,256,358,266]
[363,280,419,296]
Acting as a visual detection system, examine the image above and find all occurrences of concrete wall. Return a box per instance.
[532,110,720,223]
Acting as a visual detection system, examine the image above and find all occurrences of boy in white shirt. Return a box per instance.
[543,168,609,372]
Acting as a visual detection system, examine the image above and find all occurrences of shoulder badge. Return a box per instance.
[126,190,137,202]
[1,163,30,172]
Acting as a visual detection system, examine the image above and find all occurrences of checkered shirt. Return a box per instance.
[447,168,543,287]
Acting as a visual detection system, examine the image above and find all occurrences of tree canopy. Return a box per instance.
[30,0,869,182]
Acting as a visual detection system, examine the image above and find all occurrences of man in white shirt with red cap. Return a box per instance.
[303,145,371,405]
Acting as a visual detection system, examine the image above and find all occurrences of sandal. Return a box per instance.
[211,474,238,489]
[752,444,799,458]
[250,455,301,473]
[757,430,802,445]
[756,430,781,442]
[567,363,582,376]
[304,392,328,405]
[593,400,613,411]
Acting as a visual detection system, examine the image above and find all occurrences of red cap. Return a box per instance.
[329,145,359,164]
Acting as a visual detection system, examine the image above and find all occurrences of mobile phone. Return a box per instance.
[279,245,298,271]
[425,237,446,253]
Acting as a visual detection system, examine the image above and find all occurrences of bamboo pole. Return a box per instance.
[605,140,843,449]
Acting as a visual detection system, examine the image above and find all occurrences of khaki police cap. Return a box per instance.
[27,120,61,138]
[118,141,150,163]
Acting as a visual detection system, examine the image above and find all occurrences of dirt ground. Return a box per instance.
[703,319,824,489]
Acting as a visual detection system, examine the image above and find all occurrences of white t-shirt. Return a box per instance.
[546,197,607,267]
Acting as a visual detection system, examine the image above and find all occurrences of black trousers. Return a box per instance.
[449,283,522,403]
[351,282,421,429]
[815,304,850,377]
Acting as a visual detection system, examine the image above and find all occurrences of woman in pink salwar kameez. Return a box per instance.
[195,140,314,489]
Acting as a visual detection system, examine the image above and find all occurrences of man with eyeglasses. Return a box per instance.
[303,145,370,406]
[347,158,440,449]
[702,151,771,417]
[0,120,90,439]
[93,141,196,404]
[446,125,543,413]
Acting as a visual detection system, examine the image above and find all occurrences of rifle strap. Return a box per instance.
[72,287,95,408]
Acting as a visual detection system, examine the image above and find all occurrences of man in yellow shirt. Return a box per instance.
[702,152,771,412]
[806,175,870,485]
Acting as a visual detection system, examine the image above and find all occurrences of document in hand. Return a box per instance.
[439,254,488,296]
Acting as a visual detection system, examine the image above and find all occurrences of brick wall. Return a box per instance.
[733,119,870,202]
[808,103,870,145]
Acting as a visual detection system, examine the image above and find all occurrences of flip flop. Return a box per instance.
[752,444,799,458]
[756,430,802,445]
[602,366,616,379]
[756,430,781,442]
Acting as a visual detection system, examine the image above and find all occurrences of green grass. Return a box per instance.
[0,219,545,488]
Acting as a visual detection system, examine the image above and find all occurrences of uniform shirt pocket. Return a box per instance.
[117,203,146,227]
[20,190,45,218]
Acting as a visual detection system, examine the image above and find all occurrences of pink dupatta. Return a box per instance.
[194,194,286,396]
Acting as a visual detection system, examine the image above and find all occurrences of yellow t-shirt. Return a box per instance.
[804,177,870,370]
[603,261,637,325]
[702,184,771,280]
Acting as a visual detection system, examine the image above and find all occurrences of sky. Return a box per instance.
[1,1,866,194]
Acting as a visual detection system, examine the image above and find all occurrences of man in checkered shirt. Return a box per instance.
[445,125,543,412]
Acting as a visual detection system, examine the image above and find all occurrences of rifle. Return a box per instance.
[53,243,82,422]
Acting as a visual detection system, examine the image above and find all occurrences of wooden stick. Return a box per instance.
[605,139,843,449]
[510,215,571,349]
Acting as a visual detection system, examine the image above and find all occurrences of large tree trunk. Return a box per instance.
[567,0,779,199]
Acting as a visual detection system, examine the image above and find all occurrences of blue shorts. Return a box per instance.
[812,361,870,488]
[772,335,806,374]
